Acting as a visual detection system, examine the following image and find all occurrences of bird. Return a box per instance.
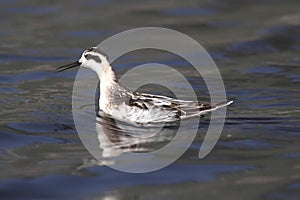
[57,47,233,126]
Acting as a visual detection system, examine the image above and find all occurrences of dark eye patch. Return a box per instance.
[84,54,102,63]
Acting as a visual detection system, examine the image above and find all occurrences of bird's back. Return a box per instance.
[100,84,231,126]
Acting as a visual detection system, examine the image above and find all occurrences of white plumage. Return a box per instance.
[57,47,233,126]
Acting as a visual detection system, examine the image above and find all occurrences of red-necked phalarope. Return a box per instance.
[57,47,233,125]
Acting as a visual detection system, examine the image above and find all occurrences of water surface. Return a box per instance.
[1,0,300,199]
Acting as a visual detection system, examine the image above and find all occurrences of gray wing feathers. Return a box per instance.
[128,93,232,122]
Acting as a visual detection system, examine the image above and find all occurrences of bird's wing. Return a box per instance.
[128,92,232,122]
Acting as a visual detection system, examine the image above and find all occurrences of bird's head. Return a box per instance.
[57,47,110,74]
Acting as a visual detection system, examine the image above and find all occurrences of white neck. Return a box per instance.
[98,64,117,111]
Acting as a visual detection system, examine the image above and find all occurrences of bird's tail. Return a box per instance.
[214,100,233,109]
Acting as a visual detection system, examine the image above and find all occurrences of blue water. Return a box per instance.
[1,0,300,199]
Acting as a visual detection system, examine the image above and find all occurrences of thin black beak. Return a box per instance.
[56,61,81,72]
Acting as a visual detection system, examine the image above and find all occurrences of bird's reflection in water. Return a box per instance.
[95,112,179,158]
[75,84,200,169]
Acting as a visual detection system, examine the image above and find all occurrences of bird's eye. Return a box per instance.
[83,53,102,63]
